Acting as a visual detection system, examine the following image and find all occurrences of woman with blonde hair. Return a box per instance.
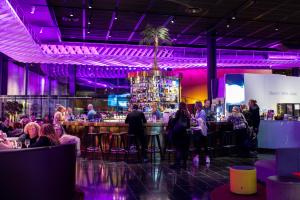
[18,122,40,147]
[53,105,66,126]
[227,106,249,157]
[30,124,60,147]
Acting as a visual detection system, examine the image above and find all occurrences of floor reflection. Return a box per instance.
[76,155,273,200]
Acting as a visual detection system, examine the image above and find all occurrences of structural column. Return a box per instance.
[24,63,29,114]
[0,53,8,95]
[291,67,300,77]
[206,30,217,101]
[68,65,76,96]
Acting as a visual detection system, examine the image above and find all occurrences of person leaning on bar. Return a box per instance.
[87,104,97,122]
[125,104,148,162]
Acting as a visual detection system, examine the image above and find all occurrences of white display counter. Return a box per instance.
[258,120,300,149]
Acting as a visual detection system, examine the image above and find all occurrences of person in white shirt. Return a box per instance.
[192,101,210,165]
[53,105,66,126]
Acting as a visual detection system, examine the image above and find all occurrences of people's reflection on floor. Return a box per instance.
[76,160,131,199]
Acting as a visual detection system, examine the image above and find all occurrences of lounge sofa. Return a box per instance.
[0,144,77,200]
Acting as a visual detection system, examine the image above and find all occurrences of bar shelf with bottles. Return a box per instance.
[128,70,180,113]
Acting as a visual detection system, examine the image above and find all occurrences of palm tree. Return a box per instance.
[140,25,171,70]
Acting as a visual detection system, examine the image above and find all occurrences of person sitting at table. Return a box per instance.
[192,101,210,165]
[29,124,60,148]
[87,104,97,121]
[20,115,30,128]
[53,105,66,126]
[54,125,81,156]
[0,117,13,134]
[7,122,23,137]
[43,114,52,124]
[125,104,148,162]
[0,131,13,149]
[227,106,249,157]
[30,113,37,122]
[18,122,40,147]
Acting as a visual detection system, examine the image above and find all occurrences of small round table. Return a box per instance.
[267,175,300,200]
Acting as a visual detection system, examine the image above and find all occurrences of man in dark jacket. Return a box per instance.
[249,99,260,154]
[249,99,260,134]
[125,104,148,162]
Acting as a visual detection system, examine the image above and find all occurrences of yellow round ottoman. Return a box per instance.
[230,166,257,195]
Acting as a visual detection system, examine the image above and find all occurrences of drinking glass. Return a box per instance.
[16,141,22,149]
[24,139,30,148]
[11,140,16,149]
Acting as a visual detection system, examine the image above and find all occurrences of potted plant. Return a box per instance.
[4,101,23,122]
[140,25,171,71]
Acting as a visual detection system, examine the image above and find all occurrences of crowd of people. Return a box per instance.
[0,99,260,169]
[124,99,260,169]
[0,105,81,155]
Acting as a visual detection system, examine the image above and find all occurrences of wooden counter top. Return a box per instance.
[63,121,167,127]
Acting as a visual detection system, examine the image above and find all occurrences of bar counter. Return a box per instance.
[63,121,167,138]
[258,120,300,149]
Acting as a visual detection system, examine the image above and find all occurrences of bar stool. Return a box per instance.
[99,127,110,153]
[125,134,141,163]
[222,130,236,156]
[108,132,127,161]
[86,126,103,159]
[146,131,163,161]
[164,133,175,161]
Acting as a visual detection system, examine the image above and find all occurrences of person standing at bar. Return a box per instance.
[125,104,148,162]
[204,99,215,121]
[151,103,161,121]
[87,104,97,122]
[248,99,260,135]
[248,99,260,152]
[65,107,75,121]
[192,101,210,166]
[53,105,66,126]
[171,102,191,169]
[227,106,249,157]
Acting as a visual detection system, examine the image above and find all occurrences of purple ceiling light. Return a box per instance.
[0,0,47,63]
[2,0,300,69]
[78,78,129,89]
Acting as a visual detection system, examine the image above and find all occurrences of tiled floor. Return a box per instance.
[76,154,273,200]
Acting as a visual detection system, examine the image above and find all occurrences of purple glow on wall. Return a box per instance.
[78,78,129,89]
[41,78,45,95]
[7,61,25,95]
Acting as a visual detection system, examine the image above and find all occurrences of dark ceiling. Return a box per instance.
[45,0,300,50]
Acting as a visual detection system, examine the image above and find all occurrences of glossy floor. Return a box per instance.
[76,154,273,200]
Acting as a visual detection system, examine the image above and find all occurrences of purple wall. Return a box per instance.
[7,61,67,95]
[7,61,25,95]
[28,70,46,95]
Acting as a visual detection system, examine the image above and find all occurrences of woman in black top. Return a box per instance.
[30,124,60,148]
[18,122,40,147]
[248,99,260,134]
[171,102,191,169]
